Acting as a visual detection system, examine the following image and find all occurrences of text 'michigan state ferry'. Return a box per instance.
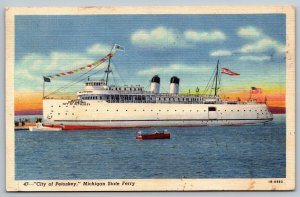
[42,44,273,130]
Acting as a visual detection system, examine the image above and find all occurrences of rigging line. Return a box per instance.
[110,59,126,85]
[46,62,107,97]
[50,67,106,96]
[202,65,217,95]
[111,71,118,86]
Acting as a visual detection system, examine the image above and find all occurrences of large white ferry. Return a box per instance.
[43,45,273,130]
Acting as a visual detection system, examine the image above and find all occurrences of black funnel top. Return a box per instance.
[170,76,180,84]
[151,75,160,83]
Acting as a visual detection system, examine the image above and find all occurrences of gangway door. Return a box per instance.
[208,107,217,119]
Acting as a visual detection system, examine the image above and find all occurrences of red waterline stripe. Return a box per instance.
[43,124,209,130]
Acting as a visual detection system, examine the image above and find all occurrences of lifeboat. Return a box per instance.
[136,130,170,140]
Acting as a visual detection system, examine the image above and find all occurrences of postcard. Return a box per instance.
[6,6,295,191]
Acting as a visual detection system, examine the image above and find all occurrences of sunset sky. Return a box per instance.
[14,14,286,111]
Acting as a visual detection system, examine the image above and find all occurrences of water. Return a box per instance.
[15,115,286,180]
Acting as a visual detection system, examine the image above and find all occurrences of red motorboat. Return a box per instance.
[136,130,171,140]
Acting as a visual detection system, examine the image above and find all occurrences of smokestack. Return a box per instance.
[170,76,180,94]
[150,75,160,94]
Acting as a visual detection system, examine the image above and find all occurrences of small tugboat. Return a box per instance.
[29,123,62,132]
[136,130,171,140]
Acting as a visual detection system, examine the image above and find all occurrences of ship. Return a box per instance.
[42,44,273,130]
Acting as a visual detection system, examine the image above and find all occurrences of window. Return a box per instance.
[208,107,216,111]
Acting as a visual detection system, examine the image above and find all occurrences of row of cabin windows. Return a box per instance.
[108,87,143,91]
[80,96,202,102]
[51,105,267,112]
[55,109,268,114]
[57,112,266,116]
[86,82,105,86]
[51,109,268,113]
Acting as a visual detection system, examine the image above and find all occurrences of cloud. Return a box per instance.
[239,55,271,62]
[240,38,285,54]
[237,26,262,38]
[131,26,179,48]
[131,26,226,48]
[137,64,209,76]
[184,30,226,42]
[86,43,112,55]
[237,26,285,55]
[15,43,112,91]
[210,50,232,57]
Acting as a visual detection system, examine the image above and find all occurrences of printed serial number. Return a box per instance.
[268,180,284,183]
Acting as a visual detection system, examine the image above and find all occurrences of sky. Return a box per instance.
[14,14,286,111]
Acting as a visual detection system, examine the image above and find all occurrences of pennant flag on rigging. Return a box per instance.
[221,67,240,76]
[45,52,115,80]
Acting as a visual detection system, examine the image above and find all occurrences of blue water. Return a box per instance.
[15,115,286,180]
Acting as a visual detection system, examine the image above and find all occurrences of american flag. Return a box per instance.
[251,87,262,94]
[221,67,240,76]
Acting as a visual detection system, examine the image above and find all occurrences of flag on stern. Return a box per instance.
[221,68,240,76]
[251,87,262,94]
[43,76,51,82]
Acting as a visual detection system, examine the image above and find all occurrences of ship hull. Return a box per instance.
[43,99,273,130]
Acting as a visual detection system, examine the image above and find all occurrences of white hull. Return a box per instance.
[43,99,273,130]
[29,125,62,131]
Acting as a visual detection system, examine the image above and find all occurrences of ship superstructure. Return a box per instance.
[42,45,273,130]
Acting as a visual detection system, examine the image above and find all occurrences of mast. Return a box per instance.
[105,56,112,85]
[214,60,219,96]
[43,80,45,98]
